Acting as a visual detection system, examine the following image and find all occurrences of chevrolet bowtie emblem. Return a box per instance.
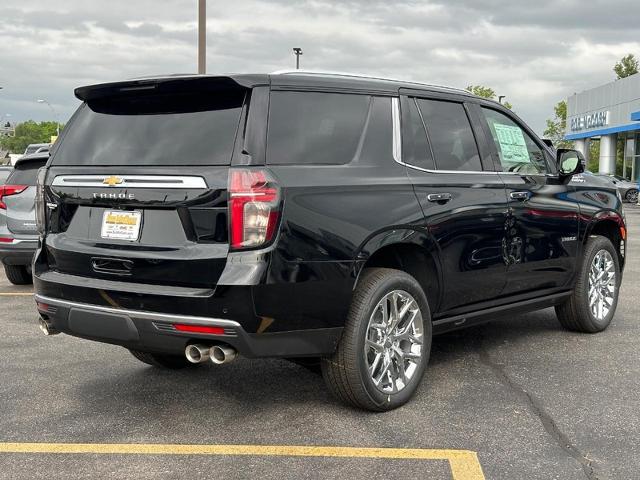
[103,176,124,186]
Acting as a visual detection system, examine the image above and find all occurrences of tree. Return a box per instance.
[0,121,62,154]
[543,100,573,149]
[465,85,513,109]
[613,54,638,79]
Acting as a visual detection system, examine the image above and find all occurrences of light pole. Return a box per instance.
[37,99,60,136]
[198,0,206,74]
[498,95,506,104]
[293,47,303,69]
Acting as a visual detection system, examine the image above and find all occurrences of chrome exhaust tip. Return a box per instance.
[210,345,237,365]
[185,344,212,364]
[38,317,59,336]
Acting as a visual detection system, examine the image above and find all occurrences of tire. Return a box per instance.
[625,189,638,203]
[321,268,432,411]
[129,349,195,369]
[3,264,32,285]
[556,236,620,333]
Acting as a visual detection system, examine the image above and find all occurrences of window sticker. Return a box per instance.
[493,123,530,163]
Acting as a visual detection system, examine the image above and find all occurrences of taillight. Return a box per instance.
[0,185,27,210]
[228,168,281,250]
[35,167,47,234]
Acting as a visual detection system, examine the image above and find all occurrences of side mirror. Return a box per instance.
[557,149,585,177]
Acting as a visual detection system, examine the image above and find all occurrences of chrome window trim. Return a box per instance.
[35,294,242,328]
[391,97,402,163]
[51,175,208,189]
[391,96,553,177]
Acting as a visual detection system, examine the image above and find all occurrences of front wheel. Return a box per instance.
[625,189,638,203]
[322,268,432,411]
[556,236,620,333]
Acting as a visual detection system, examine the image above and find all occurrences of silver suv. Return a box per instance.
[0,153,48,284]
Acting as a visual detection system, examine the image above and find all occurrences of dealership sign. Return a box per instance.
[570,110,609,131]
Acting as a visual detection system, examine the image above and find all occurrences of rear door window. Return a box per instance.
[51,91,245,166]
[267,91,370,165]
[416,99,482,172]
[401,97,435,170]
[7,160,47,185]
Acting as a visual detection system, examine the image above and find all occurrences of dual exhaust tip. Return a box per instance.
[38,317,59,336]
[185,344,237,365]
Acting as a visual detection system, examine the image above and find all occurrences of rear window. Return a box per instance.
[267,91,370,165]
[51,91,245,166]
[0,168,11,185]
[7,160,46,185]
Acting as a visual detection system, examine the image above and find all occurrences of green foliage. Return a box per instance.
[543,100,574,149]
[0,121,62,154]
[466,85,495,99]
[465,85,513,109]
[587,141,600,173]
[614,54,639,79]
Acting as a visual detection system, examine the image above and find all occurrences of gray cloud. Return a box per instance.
[0,0,638,135]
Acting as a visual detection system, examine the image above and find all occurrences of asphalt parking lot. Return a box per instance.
[1,209,640,480]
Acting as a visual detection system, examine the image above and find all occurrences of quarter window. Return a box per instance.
[417,99,482,172]
[267,91,370,165]
[481,108,548,174]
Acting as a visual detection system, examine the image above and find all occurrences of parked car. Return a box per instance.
[0,166,12,185]
[23,143,51,156]
[0,153,48,284]
[33,72,625,411]
[595,174,638,203]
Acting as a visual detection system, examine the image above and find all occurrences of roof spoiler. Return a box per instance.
[74,74,267,102]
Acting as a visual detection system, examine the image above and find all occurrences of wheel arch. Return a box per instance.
[584,210,626,268]
[353,228,441,313]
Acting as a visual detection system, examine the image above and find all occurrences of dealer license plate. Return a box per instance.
[101,210,142,241]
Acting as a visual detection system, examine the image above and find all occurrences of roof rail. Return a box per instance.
[270,69,469,94]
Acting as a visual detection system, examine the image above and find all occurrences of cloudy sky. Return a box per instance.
[0,0,638,135]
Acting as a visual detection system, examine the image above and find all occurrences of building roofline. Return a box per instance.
[565,121,640,140]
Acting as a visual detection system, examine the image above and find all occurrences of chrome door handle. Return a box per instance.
[510,191,530,201]
[427,193,452,203]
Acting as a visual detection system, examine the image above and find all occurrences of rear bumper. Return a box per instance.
[0,239,38,265]
[35,294,342,358]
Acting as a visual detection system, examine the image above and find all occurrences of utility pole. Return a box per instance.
[293,47,303,69]
[198,0,206,74]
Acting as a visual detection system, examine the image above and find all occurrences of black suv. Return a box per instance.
[34,72,625,411]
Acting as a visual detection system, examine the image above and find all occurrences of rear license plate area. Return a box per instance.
[101,210,142,241]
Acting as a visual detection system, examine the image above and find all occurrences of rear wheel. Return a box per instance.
[129,349,195,369]
[3,264,32,285]
[322,268,432,411]
[625,189,638,203]
[556,236,620,333]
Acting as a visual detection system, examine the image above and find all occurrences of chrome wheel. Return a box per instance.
[588,249,616,321]
[364,290,423,394]
[626,189,638,203]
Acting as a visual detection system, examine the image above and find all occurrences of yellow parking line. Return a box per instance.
[0,443,485,480]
